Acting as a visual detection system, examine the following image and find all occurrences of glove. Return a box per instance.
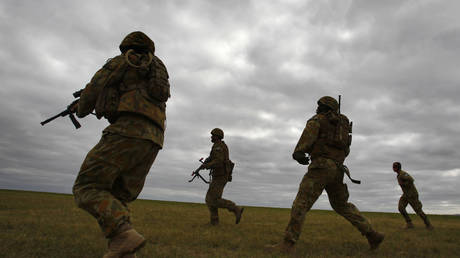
[292,151,309,165]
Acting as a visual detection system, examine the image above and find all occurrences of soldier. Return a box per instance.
[268,96,384,254]
[72,31,170,258]
[393,162,433,230]
[197,128,244,225]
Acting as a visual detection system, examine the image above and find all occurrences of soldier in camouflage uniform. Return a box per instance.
[72,31,170,258]
[197,128,244,225]
[393,162,433,230]
[268,96,384,254]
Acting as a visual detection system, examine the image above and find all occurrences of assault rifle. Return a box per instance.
[188,157,210,184]
[40,89,84,129]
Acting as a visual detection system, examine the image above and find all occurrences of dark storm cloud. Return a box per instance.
[0,0,459,214]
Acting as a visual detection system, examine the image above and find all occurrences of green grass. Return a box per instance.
[1,189,459,257]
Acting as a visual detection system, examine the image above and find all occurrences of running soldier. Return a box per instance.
[72,31,170,258]
[197,128,244,225]
[268,96,384,254]
[393,162,433,230]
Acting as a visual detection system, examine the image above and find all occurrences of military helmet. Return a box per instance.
[317,96,339,111]
[119,31,155,54]
[211,128,224,139]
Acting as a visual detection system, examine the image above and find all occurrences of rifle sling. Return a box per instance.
[340,163,361,184]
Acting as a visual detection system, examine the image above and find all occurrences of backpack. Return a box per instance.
[226,160,235,182]
[95,50,153,123]
[94,56,129,123]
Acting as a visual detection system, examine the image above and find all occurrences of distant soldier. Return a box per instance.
[393,162,433,230]
[268,96,384,254]
[197,128,244,225]
[72,31,170,258]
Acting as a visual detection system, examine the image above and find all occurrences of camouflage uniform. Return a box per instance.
[202,140,239,224]
[397,169,432,228]
[199,128,243,225]
[72,31,170,238]
[283,96,382,249]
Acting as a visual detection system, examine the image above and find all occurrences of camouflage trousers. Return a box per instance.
[73,132,160,238]
[205,175,237,223]
[398,194,430,224]
[284,158,373,244]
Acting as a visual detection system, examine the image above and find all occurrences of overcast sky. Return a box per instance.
[1,0,459,215]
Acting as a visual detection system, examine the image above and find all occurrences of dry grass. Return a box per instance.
[1,189,459,257]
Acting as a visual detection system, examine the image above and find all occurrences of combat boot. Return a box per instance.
[404,221,414,229]
[235,206,245,224]
[420,214,434,230]
[366,231,384,250]
[103,229,146,258]
[265,240,295,254]
[210,218,219,226]
[424,220,434,230]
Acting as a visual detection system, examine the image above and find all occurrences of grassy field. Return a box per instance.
[1,189,459,258]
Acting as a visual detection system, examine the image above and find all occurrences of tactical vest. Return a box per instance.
[210,141,234,178]
[96,50,170,129]
[397,170,418,196]
[222,142,235,181]
[310,112,352,163]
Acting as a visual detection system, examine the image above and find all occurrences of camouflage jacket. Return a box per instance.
[294,112,351,166]
[76,54,169,148]
[202,140,229,177]
[103,114,165,148]
[76,32,170,148]
[397,170,419,197]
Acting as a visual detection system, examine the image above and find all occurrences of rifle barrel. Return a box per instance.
[40,110,68,126]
